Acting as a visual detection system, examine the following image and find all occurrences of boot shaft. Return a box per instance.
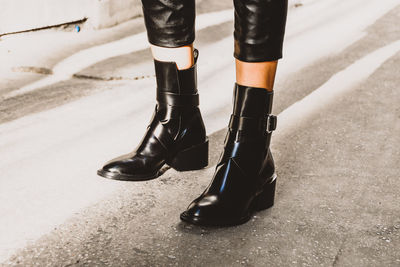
[233,84,274,117]
[229,84,276,140]
[151,49,206,145]
[153,49,198,95]
[220,84,276,177]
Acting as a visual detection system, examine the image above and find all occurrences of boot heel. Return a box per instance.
[168,139,209,171]
[254,176,277,211]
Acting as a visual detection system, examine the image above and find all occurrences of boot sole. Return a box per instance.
[97,139,209,181]
[180,175,277,227]
[97,169,160,181]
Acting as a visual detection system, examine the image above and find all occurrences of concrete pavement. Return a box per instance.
[1,0,399,266]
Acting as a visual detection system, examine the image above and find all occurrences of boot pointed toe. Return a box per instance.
[180,203,215,226]
[181,195,243,226]
[98,157,160,181]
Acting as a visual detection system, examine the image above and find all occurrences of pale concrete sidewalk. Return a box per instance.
[4,45,400,267]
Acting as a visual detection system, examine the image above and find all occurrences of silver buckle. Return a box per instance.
[265,115,277,133]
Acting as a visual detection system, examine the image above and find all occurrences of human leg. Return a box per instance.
[235,60,278,90]
[142,0,196,69]
[151,44,194,70]
[181,0,288,226]
[97,0,208,181]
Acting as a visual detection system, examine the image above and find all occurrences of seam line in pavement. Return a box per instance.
[276,40,400,135]
[4,9,234,100]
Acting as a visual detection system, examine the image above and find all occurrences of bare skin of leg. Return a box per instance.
[151,45,277,88]
[150,44,194,70]
[235,59,278,91]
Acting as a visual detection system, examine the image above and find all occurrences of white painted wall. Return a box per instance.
[89,0,143,29]
[0,0,142,35]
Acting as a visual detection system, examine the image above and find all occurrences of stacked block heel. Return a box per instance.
[167,139,209,171]
[254,176,277,211]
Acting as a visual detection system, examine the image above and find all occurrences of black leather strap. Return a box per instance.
[229,114,277,134]
[151,116,175,150]
[157,91,199,107]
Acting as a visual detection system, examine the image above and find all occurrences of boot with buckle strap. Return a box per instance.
[180,83,277,226]
[97,49,208,181]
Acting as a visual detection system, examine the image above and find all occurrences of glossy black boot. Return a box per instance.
[98,50,208,181]
[180,84,277,226]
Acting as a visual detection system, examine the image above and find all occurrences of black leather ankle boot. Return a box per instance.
[180,83,277,226]
[98,50,208,181]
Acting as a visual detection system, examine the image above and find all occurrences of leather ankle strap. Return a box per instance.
[157,91,199,107]
[229,114,277,134]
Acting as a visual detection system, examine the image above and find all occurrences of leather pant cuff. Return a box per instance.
[233,40,283,62]
[142,0,195,48]
[147,34,195,48]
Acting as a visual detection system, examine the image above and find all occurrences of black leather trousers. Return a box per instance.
[141,0,288,62]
